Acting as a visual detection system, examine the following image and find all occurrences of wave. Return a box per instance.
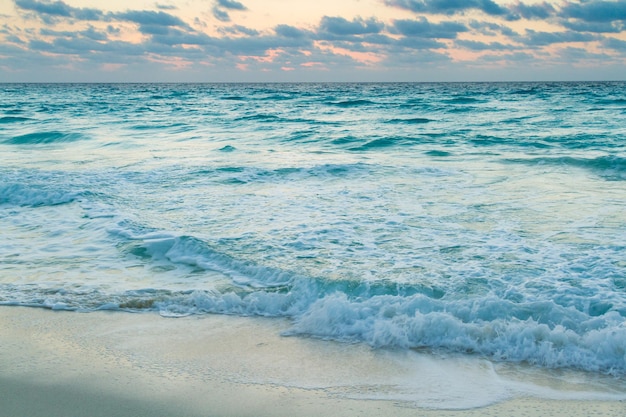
[232,114,326,126]
[446,96,484,104]
[234,114,280,122]
[424,150,452,157]
[470,135,552,149]
[1,215,624,374]
[329,99,375,108]
[0,116,31,123]
[0,183,81,207]
[385,117,433,124]
[353,138,398,150]
[5,131,86,145]
[2,241,624,375]
[504,155,626,180]
[594,98,626,106]
[218,145,237,152]
[348,136,423,151]
[194,163,373,185]
[115,233,296,290]
[509,87,540,95]
[286,293,626,374]
[221,95,246,101]
[221,90,301,102]
[128,122,190,131]
[258,94,298,101]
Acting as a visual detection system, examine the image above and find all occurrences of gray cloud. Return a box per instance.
[523,29,598,46]
[386,0,508,17]
[217,0,247,10]
[5,0,626,81]
[15,0,104,22]
[15,0,189,28]
[218,25,260,36]
[509,1,555,20]
[212,0,247,22]
[469,20,517,37]
[478,51,534,63]
[560,0,626,23]
[384,48,451,65]
[319,16,384,36]
[156,4,177,10]
[561,20,624,33]
[150,27,212,46]
[116,10,187,27]
[456,39,515,51]
[212,6,231,22]
[107,25,120,35]
[81,26,108,41]
[28,35,145,56]
[604,36,626,50]
[395,37,445,49]
[275,24,310,39]
[15,0,74,17]
[558,45,613,61]
[393,17,467,38]
[137,24,175,36]
[215,34,312,55]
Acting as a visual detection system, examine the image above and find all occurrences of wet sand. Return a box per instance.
[1,307,624,417]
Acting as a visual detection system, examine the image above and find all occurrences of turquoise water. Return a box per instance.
[1,82,625,375]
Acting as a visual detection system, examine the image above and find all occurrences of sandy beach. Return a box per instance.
[1,306,624,417]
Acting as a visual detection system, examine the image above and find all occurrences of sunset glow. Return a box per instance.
[1,0,626,81]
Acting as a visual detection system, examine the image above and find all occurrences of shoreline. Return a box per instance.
[1,306,624,417]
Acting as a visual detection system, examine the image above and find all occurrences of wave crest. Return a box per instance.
[0,183,80,207]
[6,131,87,145]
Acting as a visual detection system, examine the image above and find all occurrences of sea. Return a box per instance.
[1,82,625,406]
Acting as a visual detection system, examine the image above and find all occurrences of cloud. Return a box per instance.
[80,26,108,41]
[15,0,73,17]
[383,48,450,65]
[604,36,626,50]
[393,17,467,38]
[561,20,624,33]
[212,0,247,22]
[150,28,212,46]
[455,39,515,51]
[116,10,187,27]
[15,0,104,21]
[385,0,508,17]
[15,0,189,28]
[560,0,626,23]
[218,34,311,55]
[395,37,445,49]
[508,1,556,20]
[155,4,177,10]
[523,29,598,46]
[469,20,517,37]
[28,35,145,57]
[275,24,310,39]
[107,25,120,35]
[558,45,613,61]
[5,0,626,81]
[318,16,384,36]
[216,0,247,11]
[212,6,231,22]
[218,25,260,36]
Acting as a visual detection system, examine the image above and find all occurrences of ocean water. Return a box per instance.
[1,82,625,388]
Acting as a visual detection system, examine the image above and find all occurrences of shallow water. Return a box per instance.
[1,82,625,377]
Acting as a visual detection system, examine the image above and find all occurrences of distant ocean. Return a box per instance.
[1,82,625,377]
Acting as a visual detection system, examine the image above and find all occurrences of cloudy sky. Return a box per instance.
[1,0,626,82]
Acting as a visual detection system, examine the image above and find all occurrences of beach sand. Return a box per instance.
[1,306,624,417]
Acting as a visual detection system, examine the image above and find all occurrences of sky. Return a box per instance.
[1,0,626,82]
